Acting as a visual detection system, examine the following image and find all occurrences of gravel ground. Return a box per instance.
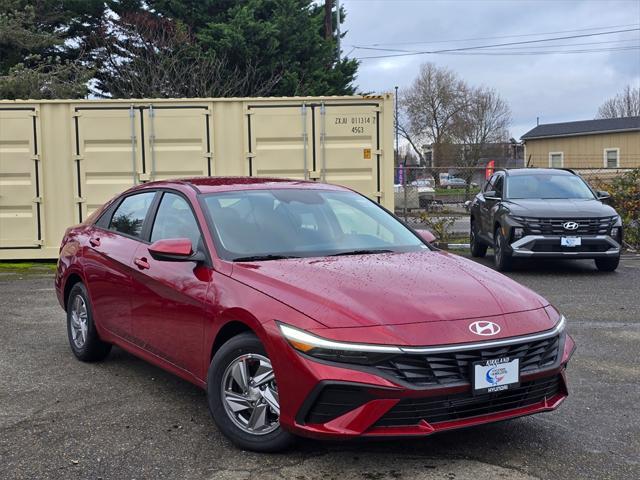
[1,255,639,480]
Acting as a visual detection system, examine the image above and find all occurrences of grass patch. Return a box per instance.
[0,261,57,271]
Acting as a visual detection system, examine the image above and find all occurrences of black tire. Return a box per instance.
[595,256,620,272]
[66,282,112,362]
[470,220,487,258]
[207,332,294,452]
[493,227,514,272]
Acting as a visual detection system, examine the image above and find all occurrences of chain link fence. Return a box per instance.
[393,165,638,245]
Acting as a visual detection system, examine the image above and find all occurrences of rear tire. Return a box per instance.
[493,227,514,272]
[470,220,487,258]
[66,282,112,362]
[207,332,294,452]
[595,256,620,272]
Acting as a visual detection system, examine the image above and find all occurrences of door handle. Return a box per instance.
[89,237,101,247]
[134,257,150,270]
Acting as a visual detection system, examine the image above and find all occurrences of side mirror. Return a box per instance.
[464,200,472,210]
[148,238,204,262]
[597,190,610,200]
[484,190,500,201]
[416,229,437,244]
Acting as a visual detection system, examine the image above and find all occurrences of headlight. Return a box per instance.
[611,227,620,239]
[278,323,401,365]
[513,227,524,240]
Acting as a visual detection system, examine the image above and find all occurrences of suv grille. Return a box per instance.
[514,216,616,235]
[373,335,561,386]
[374,375,561,427]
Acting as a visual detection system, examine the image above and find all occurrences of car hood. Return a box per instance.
[505,198,617,217]
[230,251,549,329]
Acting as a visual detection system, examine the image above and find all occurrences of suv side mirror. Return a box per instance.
[596,190,611,200]
[148,238,205,262]
[484,190,500,201]
[416,229,437,244]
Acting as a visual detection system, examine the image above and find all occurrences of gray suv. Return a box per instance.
[468,168,622,272]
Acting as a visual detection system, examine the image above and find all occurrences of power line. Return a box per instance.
[349,23,640,48]
[354,27,640,59]
[443,46,640,56]
[353,37,639,53]
[356,38,640,54]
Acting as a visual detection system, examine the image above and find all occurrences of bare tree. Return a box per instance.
[596,85,640,118]
[453,86,511,196]
[93,12,282,98]
[400,63,469,185]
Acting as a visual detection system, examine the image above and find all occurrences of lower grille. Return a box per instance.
[374,375,561,427]
[530,243,611,253]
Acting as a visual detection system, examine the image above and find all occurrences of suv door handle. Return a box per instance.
[89,237,101,247]
[134,257,150,270]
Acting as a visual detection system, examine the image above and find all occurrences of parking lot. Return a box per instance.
[1,255,639,480]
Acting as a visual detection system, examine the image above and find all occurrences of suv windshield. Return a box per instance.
[506,174,595,200]
[202,189,426,260]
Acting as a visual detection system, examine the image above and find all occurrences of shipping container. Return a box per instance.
[0,95,394,259]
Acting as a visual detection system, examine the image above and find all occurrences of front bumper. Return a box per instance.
[509,235,620,258]
[269,322,576,439]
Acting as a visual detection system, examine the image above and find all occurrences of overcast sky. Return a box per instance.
[340,0,640,139]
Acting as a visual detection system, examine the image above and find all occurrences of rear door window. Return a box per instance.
[109,192,156,238]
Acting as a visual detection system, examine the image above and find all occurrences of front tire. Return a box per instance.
[470,220,487,258]
[207,332,294,452]
[66,282,112,362]
[494,227,514,272]
[595,256,620,272]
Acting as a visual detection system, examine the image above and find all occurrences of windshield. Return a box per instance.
[202,189,427,260]
[506,174,595,200]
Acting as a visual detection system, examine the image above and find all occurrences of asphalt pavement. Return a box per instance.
[1,255,639,480]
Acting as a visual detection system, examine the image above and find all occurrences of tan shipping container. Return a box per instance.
[0,95,394,260]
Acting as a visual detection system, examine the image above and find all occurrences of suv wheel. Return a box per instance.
[595,256,620,272]
[493,227,514,272]
[207,332,294,452]
[470,220,487,258]
[66,282,112,362]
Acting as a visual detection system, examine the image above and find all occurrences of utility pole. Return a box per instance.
[324,0,333,40]
[336,0,341,56]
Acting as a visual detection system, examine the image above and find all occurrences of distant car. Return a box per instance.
[442,177,477,188]
[468,168,622,271]
[409,179,436,208]
[55,176,574,452]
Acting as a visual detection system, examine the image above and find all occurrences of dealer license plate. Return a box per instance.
[561,237,581,247]
[472,357,520,394]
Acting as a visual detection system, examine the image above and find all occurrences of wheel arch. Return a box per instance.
[209,320,256,362]
[63,273,84,311]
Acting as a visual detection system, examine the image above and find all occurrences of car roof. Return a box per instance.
[129,176,351,194]
[505,168,574,177]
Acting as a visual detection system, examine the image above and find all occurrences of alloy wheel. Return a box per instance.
[221,354,280,435]
[70,295,88,349]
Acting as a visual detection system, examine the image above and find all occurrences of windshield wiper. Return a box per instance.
[232,254,301,262]
[329,249,394,257]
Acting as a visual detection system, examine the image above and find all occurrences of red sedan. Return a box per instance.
[55,177,575,452]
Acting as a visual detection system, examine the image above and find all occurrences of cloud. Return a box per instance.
[342,0,640,138]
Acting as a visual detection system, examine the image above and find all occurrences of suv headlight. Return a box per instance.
[278,323,400,365]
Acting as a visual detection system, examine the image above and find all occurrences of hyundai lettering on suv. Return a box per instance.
[468,168,622,272]
[55,177,575,452]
